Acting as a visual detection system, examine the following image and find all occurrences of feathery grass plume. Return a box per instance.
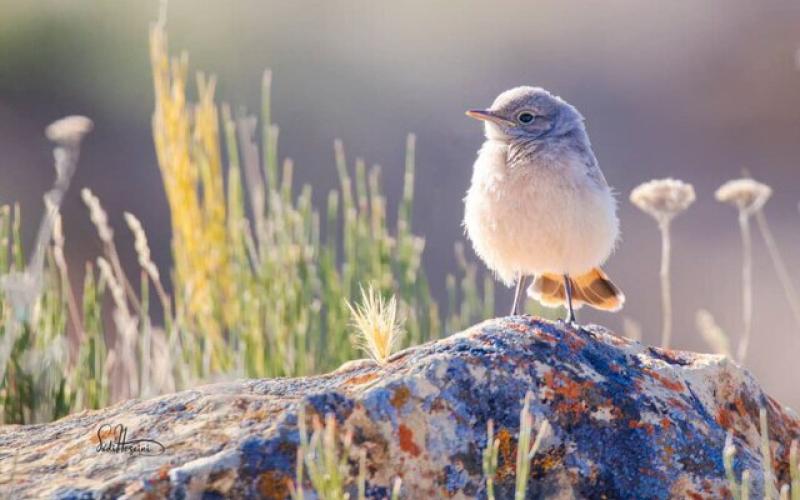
[695,309,732,357]
[347,284,404,364]
[515,391,551,500]
[483,419,500,500]
[716,178,772,363]
[81,189,140,313]
[97,257,139,401]
[630,178,695,348]
[124,212,173,330]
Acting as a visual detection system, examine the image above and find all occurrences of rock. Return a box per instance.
[1,316,798,499]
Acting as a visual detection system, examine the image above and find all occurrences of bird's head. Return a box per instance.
[466,86,583,142]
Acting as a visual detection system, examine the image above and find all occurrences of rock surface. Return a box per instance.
[1,316,798,499]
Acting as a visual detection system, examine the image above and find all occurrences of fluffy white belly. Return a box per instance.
[464,144,618,284]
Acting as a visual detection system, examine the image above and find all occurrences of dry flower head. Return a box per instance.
[630,178,696,223]
[45,115,94,146]
[715,178,772,214]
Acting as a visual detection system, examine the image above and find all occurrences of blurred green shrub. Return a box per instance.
[0,22,493,424]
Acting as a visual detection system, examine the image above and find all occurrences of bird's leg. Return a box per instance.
[511,273,529,316]
[563,273,577,324]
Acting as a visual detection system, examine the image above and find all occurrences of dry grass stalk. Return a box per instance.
[52,212,84,358]
[754,208,800,334]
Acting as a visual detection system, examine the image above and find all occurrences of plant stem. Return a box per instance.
[658,219,673,348]
[737,210,753,363]
[755,209,800,332]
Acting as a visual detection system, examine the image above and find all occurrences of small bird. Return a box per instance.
[463,86,624,323]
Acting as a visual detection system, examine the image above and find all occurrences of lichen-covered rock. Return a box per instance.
[1,317,798,499]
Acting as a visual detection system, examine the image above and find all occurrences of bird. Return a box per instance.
[463,86,624,323]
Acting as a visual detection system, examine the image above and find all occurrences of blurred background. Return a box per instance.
[2,0,800,407]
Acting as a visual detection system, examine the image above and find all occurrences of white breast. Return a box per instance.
[463,140,619,284]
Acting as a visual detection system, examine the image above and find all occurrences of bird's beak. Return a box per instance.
[465,109,514,126]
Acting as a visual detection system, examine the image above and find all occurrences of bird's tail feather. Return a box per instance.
[528,268,625,312]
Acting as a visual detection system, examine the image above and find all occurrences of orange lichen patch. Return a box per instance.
[733,395,748,418]
[543,370,594,419]
[716,408,734,429]
[391,386,411,409]
[564,332,587,351]
[344,372,379,386]
[155,464,171,481]
[661,443,674,463]
[496,427,517,480]
[54,440,85,465]
[533,330,559,344]
[667,397,688,411]
[628,420,655,436]
[244,407,269,421]
[643,368,684,392]
[504,322,531,334]
[533,449,563,472]
[607,335,630,347]
[258,470,291,500]
[398,424,421,456]
[686,492,704,500]
[660,417,671,430]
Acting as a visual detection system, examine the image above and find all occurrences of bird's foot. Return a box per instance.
[558,317,581,331]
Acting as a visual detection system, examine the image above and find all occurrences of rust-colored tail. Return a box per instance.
[528,268,625,312]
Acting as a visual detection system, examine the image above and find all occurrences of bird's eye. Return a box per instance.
[517,112,535,124]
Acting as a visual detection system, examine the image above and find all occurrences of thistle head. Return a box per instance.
[630,178,696,225]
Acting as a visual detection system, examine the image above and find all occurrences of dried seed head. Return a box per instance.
[45,115,93,146]
[81,188,113,243]
[346,284,405,364]
[630,178,696,224]
[97,257,125,311]
[715,178,772,214]
[124,212,160,281]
